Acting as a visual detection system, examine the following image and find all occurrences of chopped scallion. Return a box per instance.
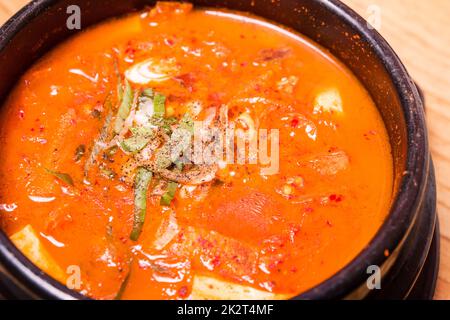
[114,80,133,134]
[115,269,131,300]
[153,93,166,118]
[160,181,178,206]
[120,126,155,153]
[45,168,74,186]
[130,168,153,241]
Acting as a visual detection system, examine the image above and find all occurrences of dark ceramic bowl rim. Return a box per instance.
[0,0,428,300]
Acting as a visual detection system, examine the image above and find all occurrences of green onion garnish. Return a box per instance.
[153,93,166,118]
[114,80,133,134]
[130,168,153,241]
[45,168,74,186]
[160,181,178,206]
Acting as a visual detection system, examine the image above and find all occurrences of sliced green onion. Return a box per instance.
[160,181,178,206]
[120,126,155,154]
[149,116,176,135]
[137,89,154,112]
[120,135,150,153]
[153,113,194,170]
[174,160,184,171]
[114,59,123,101]
[141,88,154,99]
[179,113,194,133]
[45,168,74,186]
[153,93,166,118]
[129,126,154,136]
[114,80,133,134]
[130,168,153,241]
[115,269,131,300]
[84,106,113,178]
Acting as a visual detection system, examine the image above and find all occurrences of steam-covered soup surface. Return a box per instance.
[0,2,393,299]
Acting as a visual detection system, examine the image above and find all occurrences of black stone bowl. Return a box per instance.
[0,0,439,300]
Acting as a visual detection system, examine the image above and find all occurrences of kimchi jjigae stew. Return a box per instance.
[0,2,393,299]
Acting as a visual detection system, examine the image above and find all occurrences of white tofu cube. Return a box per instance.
[313,88,343,114]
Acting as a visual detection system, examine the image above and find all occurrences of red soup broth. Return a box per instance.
[0,3,393,299]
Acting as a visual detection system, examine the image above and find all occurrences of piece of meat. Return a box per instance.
[198,188,286,245]
[308,151,350,175]
[157,165,217,185]
[258,48,291,62]
[168,227,258,281]
[153,209,179,250]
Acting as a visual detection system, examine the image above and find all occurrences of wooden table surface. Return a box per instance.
[0,0,449,299]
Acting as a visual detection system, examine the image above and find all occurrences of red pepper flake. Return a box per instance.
[211,255,221,268]
[263,235,285,251]
[329,194,343,202]
[197,237,213,249]
[39,125,45,133]
[173,73,196,92]
[232,255,241,263]
[19,110,25,119]
[207,92,224,105]
[164,38,175,47]
[289,224,300,236]
[305,207,314,213]
[138,260,148,270]
[290,117,299,128]
[328,146,338,153]
[268,262,276,270]
[363,130,377,140]
[326,220,333,227]
[124,41,136,58]
[178,286,189,298]
[119,236,128,244]
[125,48,136,57]
[263,281,276,291]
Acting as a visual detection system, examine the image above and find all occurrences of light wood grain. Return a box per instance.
[0,0,28,22]
[0,0,449,299]
[343,0,450,301]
